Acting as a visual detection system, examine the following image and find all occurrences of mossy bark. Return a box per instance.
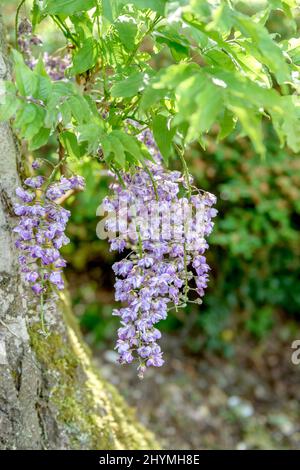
[0,14,158,450]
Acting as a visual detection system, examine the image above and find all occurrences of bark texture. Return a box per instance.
[0,15,158,450]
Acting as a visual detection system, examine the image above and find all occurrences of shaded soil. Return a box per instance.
[96,328,300,449]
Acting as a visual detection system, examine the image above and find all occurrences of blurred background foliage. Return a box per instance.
[2,0,300,356]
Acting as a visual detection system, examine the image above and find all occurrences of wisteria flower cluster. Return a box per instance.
[102,127,217,378]
[17,19,70,80]
[14,160,85,297]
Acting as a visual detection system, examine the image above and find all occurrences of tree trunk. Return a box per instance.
[0,15,158,450]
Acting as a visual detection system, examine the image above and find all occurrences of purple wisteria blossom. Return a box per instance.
[31,160,41,170]
[17,19,70,80]
[104,126,217,378]
[14,171,85,296]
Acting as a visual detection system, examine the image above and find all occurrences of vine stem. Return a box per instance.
[125,13,162,66]
[42,155,67,196]
[183,243,190,302]
[40,289,46,334]
[142,163,159,201]
[39,279,49,337]
[135,226,145,378]
[51,15,79,47]
[110,163,126,189]
[175,144,192,199]
[136,226,143,259]
[58,138,67,176]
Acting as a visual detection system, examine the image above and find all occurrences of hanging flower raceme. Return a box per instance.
[103,127,217,378]
[14,160,85,297]
[17,18,70,80]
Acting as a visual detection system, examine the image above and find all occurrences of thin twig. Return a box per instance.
[126,14,162,66]
[175,144,192,198]
[58,142,67,176]
[54,187,84,205]
[0,318,19,338]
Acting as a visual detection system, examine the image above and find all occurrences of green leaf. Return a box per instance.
[44,81,75,125]
[269,0,297,19]
[285,38,300,66]
[188,80,223,141]
[100,135,112,161]
[115,16,137,52]
[102,0,124,22]
[36,75,52,102]
[14,103,37,130]
[60,131,82,159]
[111,72,150,98]
[107,134,126,167]
[182,13,226,49]
[69,38,99,75]
[34,57,48,78]
[70,12,94,42]
[12,50,38,97]
[233,14,290,84]
[23,107,45,140]
[112,131,142,164]
[152,114,175,164]
[78,123,104,153]
[140,63,196,110]
[218,110,237,141]
[68,95,92,123]
[280,96,300,152]
[140,86,167,111]
[60,101,72,125]
[210,1,234,36]
[230,105,265,156]
[52,81,75,98]
[0,86,19,121]
[154,26,190,61]
[102,0,114,22]
[125,0,167,15]
[28,127,50,151]
[153,63,198,90]
[32,0,44,29]
[44,0,96,15]
[12,51,51,102]
[226,44,272,88]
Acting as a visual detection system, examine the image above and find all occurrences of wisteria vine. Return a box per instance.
[102,127,217,378]
[14,159,85,331]
[12,18,217,376]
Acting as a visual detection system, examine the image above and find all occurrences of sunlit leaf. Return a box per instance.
[44,0,96,15]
